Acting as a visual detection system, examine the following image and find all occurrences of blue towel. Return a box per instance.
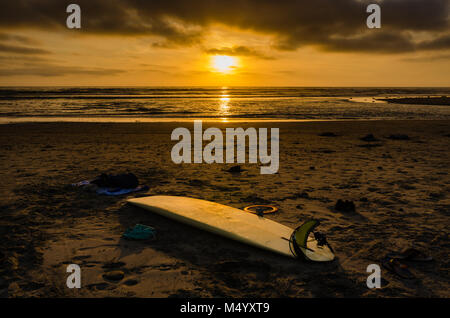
[122,224,156,240]
[96,185,149,196]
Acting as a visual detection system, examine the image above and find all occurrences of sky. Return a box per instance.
[0,0,449,87]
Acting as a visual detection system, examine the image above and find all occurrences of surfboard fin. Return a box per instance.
[289,219,321,257]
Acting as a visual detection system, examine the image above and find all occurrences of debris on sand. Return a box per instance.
[334,199,356,213]
[226,165,244,173]
[360,134,379,142]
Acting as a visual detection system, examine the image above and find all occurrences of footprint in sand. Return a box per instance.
[123,279,139,286]
[103,270,125,282]
[72,255,91,261]
[102,261,126,269]
[86,282,110,291]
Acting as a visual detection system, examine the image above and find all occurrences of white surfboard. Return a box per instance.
[127,195,334,262]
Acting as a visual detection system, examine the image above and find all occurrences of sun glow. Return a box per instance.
[211,55,238,73]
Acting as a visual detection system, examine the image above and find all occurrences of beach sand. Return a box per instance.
[0,120,449,297]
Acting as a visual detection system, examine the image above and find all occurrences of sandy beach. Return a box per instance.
[0,120,449,297]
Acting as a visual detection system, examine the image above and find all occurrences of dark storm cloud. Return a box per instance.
[0,0,448,53]
[418,35,450,50]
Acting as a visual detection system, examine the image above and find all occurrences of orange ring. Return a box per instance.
[244,205,278,215]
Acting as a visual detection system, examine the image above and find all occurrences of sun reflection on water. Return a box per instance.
[219,89,231,116]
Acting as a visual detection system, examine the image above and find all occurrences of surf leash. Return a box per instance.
[244,205,278,216]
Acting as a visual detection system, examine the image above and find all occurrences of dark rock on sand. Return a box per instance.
[360,134,379,142]
[103,270,125,282]
[335,199,356,213]
[226,165,244,173]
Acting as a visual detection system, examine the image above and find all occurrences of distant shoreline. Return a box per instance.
[380,96,450,106]
[1,117,450,125]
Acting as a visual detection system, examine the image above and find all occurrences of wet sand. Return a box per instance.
[382,96,450,106]
[0,120,449,297]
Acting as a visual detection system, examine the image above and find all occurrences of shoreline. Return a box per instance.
[1,116,450,125]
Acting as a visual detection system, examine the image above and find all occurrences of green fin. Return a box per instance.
[294,219,320,251]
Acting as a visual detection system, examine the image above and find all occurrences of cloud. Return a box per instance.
[204,46,275,59]
[0,43,50,54]
[0,0,448,53]
[0,55,52,64]
[417,34,450,50]
[0,64,126,77]
[0,33,39,45]
[402,53,450,62]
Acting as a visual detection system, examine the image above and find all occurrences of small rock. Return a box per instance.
[360,134,379,142]
[227,165,243,173]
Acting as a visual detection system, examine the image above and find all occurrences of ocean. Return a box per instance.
[0,87,449,123]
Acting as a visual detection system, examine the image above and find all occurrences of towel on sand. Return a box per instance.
[72,173,148,196]
[96,185,149,196]
[122,224,156,240]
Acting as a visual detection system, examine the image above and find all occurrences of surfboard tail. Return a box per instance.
[289,219,335,262]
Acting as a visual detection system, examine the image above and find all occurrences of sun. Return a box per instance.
[211,55,238,73]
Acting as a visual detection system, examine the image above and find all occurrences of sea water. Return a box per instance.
[0,87,449,123]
